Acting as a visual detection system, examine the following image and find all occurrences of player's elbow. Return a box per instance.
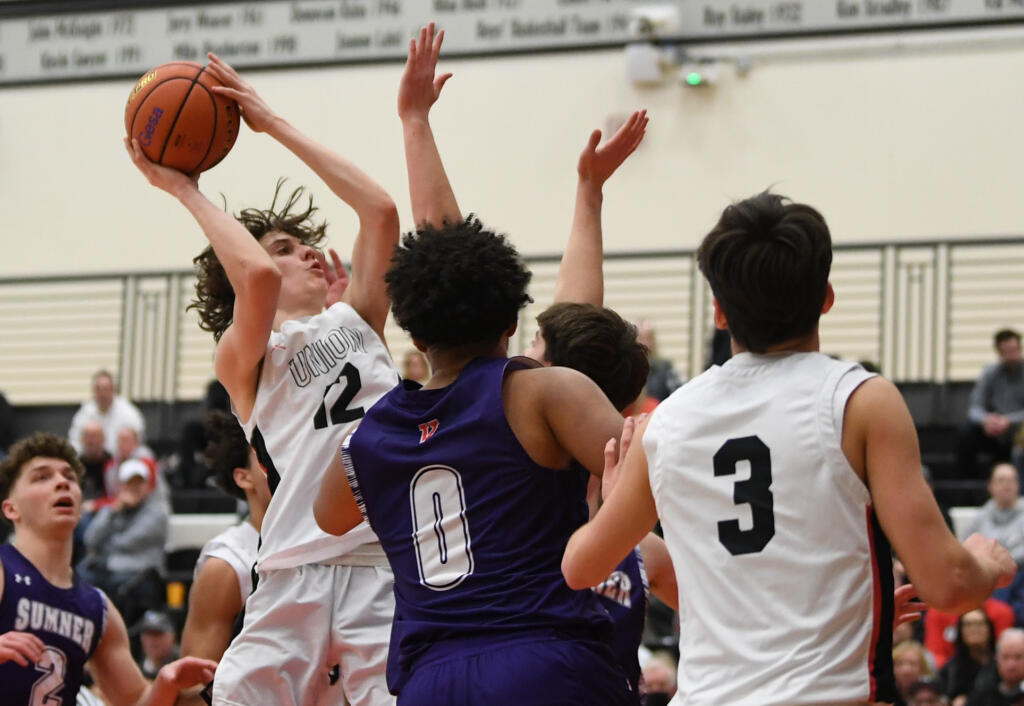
[363,197,400,235]
[561,541,598,591]
[245,261,282,297]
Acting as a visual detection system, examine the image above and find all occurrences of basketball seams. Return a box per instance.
[191,68,219,175]
[123,61,202,136]
[155,67,204,167]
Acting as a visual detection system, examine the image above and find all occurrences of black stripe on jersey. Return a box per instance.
[250,425,281,495]
[869,508,897,703]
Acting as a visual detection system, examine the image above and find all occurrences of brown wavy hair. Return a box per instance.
[0,433,84,525]
[190,179,328,341]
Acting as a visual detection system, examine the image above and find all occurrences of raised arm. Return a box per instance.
[562,415,659,589]
[850,377,1016,614]
[124,140,279,422]
[398,23,460,227]
[554,111,648,306]
[205,53,400,339]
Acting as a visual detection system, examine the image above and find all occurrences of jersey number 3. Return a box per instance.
[714,436,775,556]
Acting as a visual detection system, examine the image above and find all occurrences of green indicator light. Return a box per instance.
[686,72,703,86]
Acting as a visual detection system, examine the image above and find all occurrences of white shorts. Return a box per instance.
[212,563,395,706]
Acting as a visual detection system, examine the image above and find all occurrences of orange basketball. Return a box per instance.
[125,61,240,175]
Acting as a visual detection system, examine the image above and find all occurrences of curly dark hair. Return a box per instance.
[697,192,832,353]
[537,303,650,411]
[386,217,532,347]
[203,410,251,502]
[0,433,84,525]
[190,179,328,341]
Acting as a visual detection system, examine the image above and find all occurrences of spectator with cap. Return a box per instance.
[78,458,168,623]
[910,679,949,706]
[133,610,181,680]
[67,369,146,456]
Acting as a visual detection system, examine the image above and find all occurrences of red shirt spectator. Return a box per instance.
[924,598,1015,668]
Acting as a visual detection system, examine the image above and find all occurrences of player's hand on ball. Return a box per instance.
[0,631,45,666]
[155,656,218,690]
[124,137,199,195]
[206,53,277,133]
[398,22,452,121]
[964,532,1018,588]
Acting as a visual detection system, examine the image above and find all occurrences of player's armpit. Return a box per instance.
[563,416,658,590]
[639,532,678,611]
[849,377,1012,613]
[180,558,243,663]
[314,442,364,536]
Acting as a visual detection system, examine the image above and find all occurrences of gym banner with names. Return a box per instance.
[2,0,1024,86]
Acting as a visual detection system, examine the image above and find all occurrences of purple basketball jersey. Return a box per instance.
[592,547,648,699]
[0,543,107,705]
[344,356,614,694]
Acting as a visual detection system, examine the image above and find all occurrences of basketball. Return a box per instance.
[124,61,240,175]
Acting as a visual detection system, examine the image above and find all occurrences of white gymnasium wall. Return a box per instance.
[3,39,1024,279]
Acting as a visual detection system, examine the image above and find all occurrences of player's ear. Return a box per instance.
[1,498,19,524]
[505,321,518,337]
[822,283,835,314]
[712,299,728,331]
[233,466,254,491]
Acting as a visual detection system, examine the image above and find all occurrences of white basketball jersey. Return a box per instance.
[240,302,399,571]
[645,352,892,706]
[195,521,259,604]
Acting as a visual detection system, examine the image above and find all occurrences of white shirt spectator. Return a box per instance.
[69,395,145,455]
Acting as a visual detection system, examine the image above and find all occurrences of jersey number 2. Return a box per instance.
[714,436,775,556]
[31,646,67,706]
[409,465,474,591]
[313,363,364,429]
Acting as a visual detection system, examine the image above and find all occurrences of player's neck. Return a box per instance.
[273,302,324,330]
[246,495,266,532]
[423,340,507,389]
[732,330,821,356]
[12,530,74,588]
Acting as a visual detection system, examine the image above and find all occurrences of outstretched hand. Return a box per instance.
[0,631,44,667]
[601,416,637,503]
[317,248,350,309]
[893,584,927,629]
[398,22,453,121]
[205,52,278,133]
[155,656,218,691]
[124,137,199,195]
[578,109,649,188]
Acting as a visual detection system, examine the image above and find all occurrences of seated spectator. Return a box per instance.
[401,349,430,384]
[966,627,1024,706]
[636,320,683,401]
[642,650,677,706]
[961,464,1024,566]
[896,641,936,706]
[101,427,158,504]
[67,369,146,456]
[910,679,949,706]
[78,420,111,504]
[79,459,168,625]
[133,610,181,680]
[939,610,997,706]
[926,599,1014,669]
[957,329,1024,478]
